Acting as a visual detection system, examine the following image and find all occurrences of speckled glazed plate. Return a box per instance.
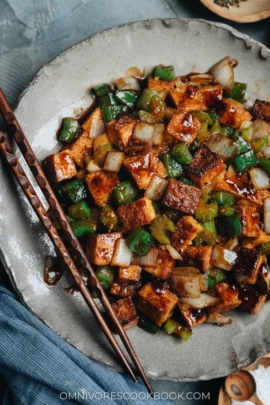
[1,19,270,382]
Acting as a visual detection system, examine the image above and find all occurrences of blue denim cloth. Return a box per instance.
[0,267,171,405]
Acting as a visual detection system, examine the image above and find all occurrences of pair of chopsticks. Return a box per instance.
[0,89,153,396]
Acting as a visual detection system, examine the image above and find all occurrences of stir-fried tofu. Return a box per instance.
[162,179,201,214]
[165,110,201,144]
[107,115,137,149]
[64,130,93,168]
[81,107,105,137]
[235,206,260,238]
[214,171,250,199]
[117,197,156,230]
[239,286,266,315]
[111,297,138,330]
[181,246,212,273]
[208,283,241,314]
[135,282,178,326]
[44,150,77,183]
[85,171,119,207]
[110,282,141,298]
[143,248,175,280]
[117,265,142,285]
[232,246,263,284]
[186,144,226,188]
[123,146,167,190]
[177,301,207,328]
[242,229,270,249]
[169,83,223,111]
[216,98,252,129]
[85,232,121,265]
[148,75,175,93]
[252,99,270,122]
[171,216,203,252]
[246,189,270,209]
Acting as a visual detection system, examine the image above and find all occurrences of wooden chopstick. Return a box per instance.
[0,89,154,396]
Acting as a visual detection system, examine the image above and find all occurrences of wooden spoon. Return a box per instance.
[225,370,264,404]
[200,0,270,23]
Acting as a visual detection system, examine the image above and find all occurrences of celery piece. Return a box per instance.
[209,120,221,135]
[149,95,166,123]
[137,89,158,111]
[194,221,217,246]
[192,111,213,126]
[220,125,234,138]
[251,137,268,153]
[100,204,118,230]
[195,202,218,223]
[114,90,138,108]
[138,110,155,124]
[241,126,253,143]
[196,121,209,143]
[163,319,192,341]
[154,65,175,81]
[149,215,176,245]
[58,118,80,143]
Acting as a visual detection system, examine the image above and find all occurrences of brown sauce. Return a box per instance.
[44,255,64,286]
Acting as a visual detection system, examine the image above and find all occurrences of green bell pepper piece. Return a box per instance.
[137,89,158,111]
[235,137,250,154]
[194,220,217,246]
[233,150,257,173]
[241,126,253,143]
[164,208,182,223]
[149,215,176,245]
[224,82,247,103]
[102,105,124,122]
[208,111,218,121]
[71,219,95,238]
[192,111,213,126]
[257,242,270,255]
[251,136,268,153]
[171,143,193,164]
[114,90,138,108]
[160,153,183,178]
[218,205,235,216]
[100,204,118,230]
[138,110,156,124]
[93,142,112,166]
[220,125,234,138]
[98,92,119,106]
[94,265,116,291]
[126,227,154,256]
[259,157,270,173]
[138,314,159,334]
[208,268,227,289]
[64,178,88,203]
[58,118,80,143]
[154,65,175,81]
[163,319,192,341]
[179,175,196,187]
[194,201,218,223]
[68,201,91,220]
[196,121,209,143]
[209,120,221,135]
[211,191,235,206]
[217,214,242,238]
[92,83,110,97]
[113,181,138,206]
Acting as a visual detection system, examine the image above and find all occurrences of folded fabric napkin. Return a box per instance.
[0,266,172,405]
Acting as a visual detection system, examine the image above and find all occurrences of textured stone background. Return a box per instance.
[0,1,269,403]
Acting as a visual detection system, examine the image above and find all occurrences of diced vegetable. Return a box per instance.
[58,118,80,143]
[103,151,124,172]
[210,56,235,92]
[233,150,257,173]
[115,77,141,92]
[251,136,268,153]
[144,176,168,201]
[208,268,227,289]
[264,198,270,235]
[160,153,183,178]
[163,319,192,341]
[149,215,176,245]
[111,239,133,267]
[154,65,175,81]
[171,143,193,164]
[204,133,238,162]
[224,82,247,103]
[196,121,209,143]
[138,314,159,334]
[126,227,154,256]
[68,201,91,220]
[133,121,154,143]
[64,178,88,203]
[114,90,138,108]
[217,214,242,238]
[133,247,158,266]
[71,219,95,238]
[194,201,218,222]
[98,92,119,106]
[259,157,270,173]
[218,205,235,216]
[93,143,112,166]
[170,267,201,298]
[86,159,101,172]
[211,191,234,206]
[192,111,213,126]
[153,123,165,145]
[95,265,116,291]
[178,293,220,309]
[165,245,182,260]
[194,221,217,246]
[210,244,237,271]
[113,181,138,206]
[249,167,270,190]
[92,83,110,97]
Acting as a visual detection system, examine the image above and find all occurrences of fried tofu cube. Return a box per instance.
[182,246,212,273]
[110,282,141,298]
[239,286,266,315]
[135,282,178,326]
[246,189,270,209]
[177,301,207,328]
[107,115,137,149]
[123,146,167,190]
[117,265,142,285]
[216,98,252,129]
[65,131,93,168]
[117,197,155,230]
[186,144,226,188]
[252,99,270,123]
[214,171,250,198]
[142,248,175,280]
[242,229,270,249]
[147,75,175,100]
[85,171,119,207]
[165,109,201,144]
[111,297,138,330]
[235,206,260,238]
[85,232,121,265]
[44,150,77,183]
[171,216,203,251]
[232,246,263,284]
[162,179,201,214]
[208,283,241,314]
[81,107,105,137]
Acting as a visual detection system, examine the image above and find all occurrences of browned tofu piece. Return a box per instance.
[242,229,270,250]
[110,282,141,298]
[232,246,263,284]
[208,283,241,314]
[107,115,137,149]
[123,146,167,190]
[177,301,207,328]
[65,131,93,168]
[171,216,203,252]
[235,206,260,238]
[135,282,178,326]
[169,83,223,111]
[148,75,175,92]
[216,98,252,129]
[181,246,212,273]
[162,179,201,214]
[81,107,105,136]
[246,189,270,209]
[142,248,175,280]
[117,197,156,230]
[186,145,226,188]
[85,232,121,265]
[44,150,77,183]
[85,171,119,207]
[164,110,201,144]
[252,99,270,123]
[111,297,138,330]
[214,171,250,199]
[75,169,88,179]
[239,286,266,315]
[117,265,142,285]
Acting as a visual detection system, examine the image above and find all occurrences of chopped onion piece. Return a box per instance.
[210,56,235,92]
[86,159,101,172]
[115,77,140,91]
[165,106,175,121]
[153,123,165,145]
[249,167,270,190]
[206,313,233,325]
[171,267,201,298]
[189,73,213,84]
[165,244,182,260]
[133,121,154,144]
[211,244,237,271]
[89,118,106,139]
[111,239,133,267]
[233,271,248,285]
[133,248,158,267]
[253,119,270,140]
[144,175,168,201]
[239,120,253,131]
[200,273,209,292]
[103,151,124,172]
[264,198,270,234]
[263,146,270,158]
[179,293,220,309]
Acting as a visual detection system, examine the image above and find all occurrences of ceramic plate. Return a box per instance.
[1,19,270,382]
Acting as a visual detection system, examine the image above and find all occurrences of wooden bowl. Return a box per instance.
[200,0,270,23]
[218,353,270,404]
